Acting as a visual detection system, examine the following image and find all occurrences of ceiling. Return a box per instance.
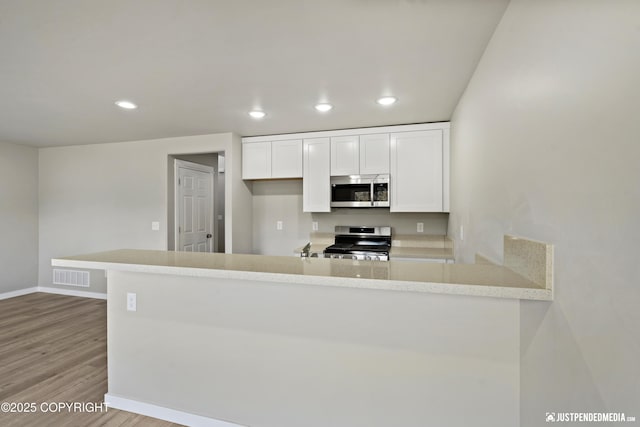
[0,0,509,147]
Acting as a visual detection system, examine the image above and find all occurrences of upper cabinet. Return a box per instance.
[242,123,449,213]
[330,134,389,176]
[242,141,271,180]
[303,138,331,212]
[330,136,359,176]
[360,133,390,175]
[272,140,303,178]
[242,139,302,180]
[390,129,449,212]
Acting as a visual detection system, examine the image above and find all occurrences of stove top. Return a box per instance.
[324,226,391,260]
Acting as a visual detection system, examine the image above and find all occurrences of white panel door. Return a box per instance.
[360,133,390,175]
[242,141,271,179]
[390,130,443,212]
[303,137,331,212]
[272,139,303,178]
[330,135,359,176]
[177,163,213,252]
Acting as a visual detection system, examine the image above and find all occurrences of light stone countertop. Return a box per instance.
[389,246,454,260]
[52,248,552,301]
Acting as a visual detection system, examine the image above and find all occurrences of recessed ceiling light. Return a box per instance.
[115,100,137,109]
[249,110,266,119]
[315,103,333,112]
[377,96,397,106]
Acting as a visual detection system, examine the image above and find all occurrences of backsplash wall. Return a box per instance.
[312,210,449,235]
[251,180,449,256]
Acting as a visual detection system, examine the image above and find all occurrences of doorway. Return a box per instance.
[168,153,225,253]
[175,159,214,252]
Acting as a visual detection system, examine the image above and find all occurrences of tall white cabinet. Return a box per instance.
[390,129,448,212]
[303,138,331,212]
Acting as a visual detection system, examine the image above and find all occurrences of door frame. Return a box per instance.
[174,159,215,252]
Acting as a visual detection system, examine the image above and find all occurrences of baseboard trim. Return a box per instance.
[0,287,39,301]
[104,394,244,427]
[0,286,107,301]
[37,286,107,300]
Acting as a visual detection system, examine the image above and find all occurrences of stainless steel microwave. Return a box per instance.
[330,174,390,208]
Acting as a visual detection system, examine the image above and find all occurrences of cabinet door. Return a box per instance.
[242,141,271,180]
[303,138,331,212]
[330,135,359,176]
[272,139,303,178]
[360,133,389,175]
[390,130,443,212]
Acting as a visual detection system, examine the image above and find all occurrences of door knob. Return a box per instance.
[206,234,212,238]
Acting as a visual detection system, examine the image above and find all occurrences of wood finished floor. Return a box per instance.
[0,292,183,427]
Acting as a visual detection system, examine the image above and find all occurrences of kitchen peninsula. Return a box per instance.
[52,235,552,427]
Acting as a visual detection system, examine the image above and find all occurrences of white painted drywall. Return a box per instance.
[449,0,640,424]
[0,142,38,294]
[229,133,253,255]
[108,269,519,427]
[38,133,252,293]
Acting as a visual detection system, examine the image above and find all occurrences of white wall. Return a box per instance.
[0,142,38,294]
[449,0,640,424]
[229,133,253,254]
[108,270,520,427]
[38,133,252,293]
[251,180,313,256]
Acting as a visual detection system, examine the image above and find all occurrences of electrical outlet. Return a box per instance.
[151,221,160,231]
[312,221,318,231]
[126,293,137,312]
[276,221,283,230]
[417,222,424,233]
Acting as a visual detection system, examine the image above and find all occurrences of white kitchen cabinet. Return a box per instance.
[331,134,389,176]
[330,135,359,176]
[272,139,303,178]
[303,137,331,212]
[242,141,271,180]
[243,122,450,212]
[390,129,447,212]
[242,139,303,179]
[360,133,389,175]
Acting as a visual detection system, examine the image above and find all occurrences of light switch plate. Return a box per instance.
[312,221,318,231]
[151,221,160,231]
[126,293,137,312]
[276,221,283,230]
[417,222,424,233]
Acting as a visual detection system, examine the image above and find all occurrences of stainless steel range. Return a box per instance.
[324,226,391,261]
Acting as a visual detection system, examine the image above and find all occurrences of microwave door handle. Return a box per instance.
[370,182,374,206]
